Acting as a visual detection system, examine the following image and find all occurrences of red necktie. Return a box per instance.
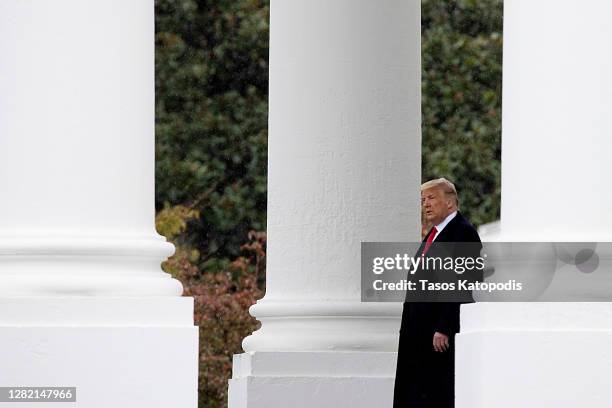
[421,226,438,256]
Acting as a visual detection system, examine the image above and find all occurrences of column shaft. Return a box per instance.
[243,0,421,354]
[0,0,180,296]
[458,1,612,406]
[0,1,197,406]
[500,0,612,240]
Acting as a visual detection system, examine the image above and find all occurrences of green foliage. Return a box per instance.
[156,203,201,278]
[156,202,200,240]
[155,0,269,268]
[422,0,503,226]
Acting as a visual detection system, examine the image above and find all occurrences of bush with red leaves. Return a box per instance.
[157,206,265,407]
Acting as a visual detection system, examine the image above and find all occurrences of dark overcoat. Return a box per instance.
[393,211,482,408]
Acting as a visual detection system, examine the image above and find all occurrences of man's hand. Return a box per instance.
[433,331,449,352]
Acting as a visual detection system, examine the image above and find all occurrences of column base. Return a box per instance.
[0,297,198,408]
[228,351,397,408]
[457,303,612,408]
[243,300,403,351]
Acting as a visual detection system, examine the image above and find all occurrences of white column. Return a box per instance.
[229,0,421,407]
[457,1,612,407]
[0,1,197,407]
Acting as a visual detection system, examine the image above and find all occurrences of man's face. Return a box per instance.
[421,187,453,226]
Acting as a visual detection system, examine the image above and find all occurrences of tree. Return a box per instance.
[155,0,269,270]
[422,0,503,226]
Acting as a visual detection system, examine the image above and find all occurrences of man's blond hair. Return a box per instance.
[421,178,459,207]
